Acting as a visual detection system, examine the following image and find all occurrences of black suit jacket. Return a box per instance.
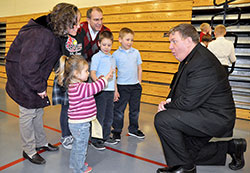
[165,43,236,137]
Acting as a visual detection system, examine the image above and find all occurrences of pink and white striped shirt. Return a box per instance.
[68,78,107,123]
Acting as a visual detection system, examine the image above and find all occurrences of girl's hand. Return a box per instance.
[104,68,114,81]
[98,75,104,79]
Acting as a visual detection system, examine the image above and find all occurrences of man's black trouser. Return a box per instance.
[154,110,228,167]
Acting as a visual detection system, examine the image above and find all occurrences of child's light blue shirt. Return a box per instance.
[113,47,142,85]
[90,50,116,91]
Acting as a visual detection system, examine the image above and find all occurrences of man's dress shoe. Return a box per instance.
[157,165,196,173]
[228,138,247,170]
[23,151,46,164]
[157,166,178,173]
[36,143,59,151]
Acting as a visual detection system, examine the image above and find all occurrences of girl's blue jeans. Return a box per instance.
[69,122,90,173]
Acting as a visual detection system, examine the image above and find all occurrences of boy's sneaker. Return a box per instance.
[84,166,92,173]
[113,132,121,142]
[128,130,145,139]
[61,136,73,149]
[104,137,118,145]
[91,141,106,151]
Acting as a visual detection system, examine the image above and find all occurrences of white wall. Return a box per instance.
[0,0,154,17]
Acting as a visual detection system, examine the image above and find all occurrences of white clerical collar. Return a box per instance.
[88,23,99,41]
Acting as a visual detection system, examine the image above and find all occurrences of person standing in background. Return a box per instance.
[200,34,212,47]
[208,24,237,75]
[52,6,110,150]
[52,6,82,150]
[79,6,111,62]
[199,23,211,42]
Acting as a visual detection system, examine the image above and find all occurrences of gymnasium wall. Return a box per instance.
[0,0,154,17]
[0,0,193,105]
[0,0,249,119]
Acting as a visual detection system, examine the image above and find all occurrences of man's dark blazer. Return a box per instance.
[165,43,236,138]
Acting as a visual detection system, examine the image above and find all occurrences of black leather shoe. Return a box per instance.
[23,151,46,164]
[157,165,196,173]
[36,143,59,152]
[228,138,247,170]
[157,166,180,173]
[170,166,196,173]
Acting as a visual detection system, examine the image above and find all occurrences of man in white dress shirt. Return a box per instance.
[208,24,236,75]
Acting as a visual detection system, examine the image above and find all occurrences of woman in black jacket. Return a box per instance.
[5,3,81,165]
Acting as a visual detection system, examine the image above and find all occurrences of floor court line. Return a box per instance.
[0,158,25,171]
[0,142,61,171]
[0,109,167,171]
[106,146,167,167]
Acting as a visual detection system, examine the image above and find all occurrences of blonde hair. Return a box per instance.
[214,24,226,36]
[119,27,134,38]
[200,23,210,32]
[56,55,88,87]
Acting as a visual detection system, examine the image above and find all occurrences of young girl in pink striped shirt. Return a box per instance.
[56,55,113,173]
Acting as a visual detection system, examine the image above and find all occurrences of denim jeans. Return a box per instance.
[60,104,71,137]
[112,83,142,133]
[69,122,90,173]
[92,91,114,143]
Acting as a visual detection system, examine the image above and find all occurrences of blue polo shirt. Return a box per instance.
[90,51,116,91]
[113,47,142,85]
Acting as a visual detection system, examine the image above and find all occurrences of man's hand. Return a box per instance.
[158,101,167,112]
[157,98,171,112]
[38,91,47,99]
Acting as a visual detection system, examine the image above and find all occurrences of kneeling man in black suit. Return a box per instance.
[154,23,247,173]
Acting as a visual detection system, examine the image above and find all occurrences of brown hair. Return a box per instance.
[214,24,226,36]
[99,31,113,43]
[119,27,134,38]
[50,3,80,36]
[56,55,88,87]
[201,34,212,43]
[169,24,199,44]
[86,7,103,19]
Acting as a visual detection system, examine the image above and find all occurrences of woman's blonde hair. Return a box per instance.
[56,55,88,87]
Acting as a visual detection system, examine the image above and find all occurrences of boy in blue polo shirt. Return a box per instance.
[90,31,117,150]
[112,27,145,142]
